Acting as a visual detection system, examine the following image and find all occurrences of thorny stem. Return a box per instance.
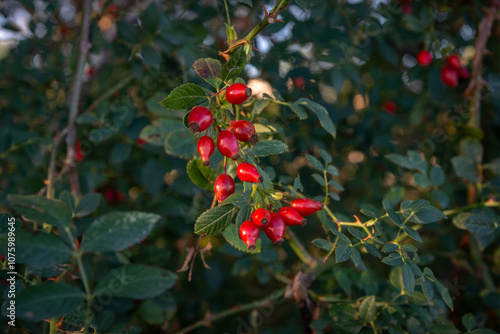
[243,0,290,43]
[443,201,499,216]
[176,289,286,333]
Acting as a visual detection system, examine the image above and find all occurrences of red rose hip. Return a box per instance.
[263,212,286,245]
[236,162,263,183]
[188,106,213,133]
[197,136,215,166]
[232,120,258,145]
[441,66,459,87]
[226,83,252,105]
[214,174,235,203]
[417,50,432,66]
[458,67,469,79]
[446,55,461,69]
[252,208,271,226]
[239,220,260,250]
[279,207,307,227]
[217,130,240,160]
[292,198,324,216]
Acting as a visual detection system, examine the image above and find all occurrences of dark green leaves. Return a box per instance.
[160,84,207,110]
[313,238,333,251]
[289,102,307,120]
[221,47,248,82]
[94,265,177,299]
[194,205,238,236]
[15,231,71,268]
[193,58,222,88]
[359,296,376,323]
[82,212,161,252]
[75,193,102,218]
[464,214,496,235]
[297,98,336,138]
[8,194,72,230]
[222,224,261,254]
[452,156,478,182]
[164,128,196,159]
[16,283,84,322]
[401,200,447,224]
[249,140,288,157]
[402,263,415,296]
[336,242,351,263]
[187,158,216,191]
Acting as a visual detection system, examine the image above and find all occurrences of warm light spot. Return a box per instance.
[462,46,475,63]
[128,186,139,201]
[247,78,273,99]
[348,151,365,164]
[383,172,396,187]
[353,94,369,111]
[164,170,180,185]
[98,15,113,31]
[319,83,337,104]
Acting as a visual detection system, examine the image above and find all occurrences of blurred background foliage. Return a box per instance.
[1,0,500,333]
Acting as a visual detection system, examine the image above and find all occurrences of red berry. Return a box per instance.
[197,136,215,166]
[217,130,240,160]
[417,50,432,66]
[263,213,286,245]
[236,162,263,183]
[292,198,324,216]
[232,120,258,145]
[279,207,307,227]
[0,254,4,262]
[383,101,397,114]
[226,83,252,105]
[239,220,260,250]
[293,77,306,90]
[446,55,461,69]
[252,208,271,226]
[136,138,146,146]
[188,106,213,133]
[214,174,235,203]
[401,4,412,15]
[458,67,469,79]
[441,66,459,87]
[76,140,86,162]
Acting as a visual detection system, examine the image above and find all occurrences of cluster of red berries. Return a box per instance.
[417,51,469,88]
[440,55,469,88]
[239,198,324,250]
[190,83,255,167]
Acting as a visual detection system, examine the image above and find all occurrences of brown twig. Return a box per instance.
[65,0,92,198]
[465,0,500,128]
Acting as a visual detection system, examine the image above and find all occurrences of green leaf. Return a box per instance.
[430,166,445,187]
[320,149,332,163]
[382,244,399,252]
[223,224,261,254]
[111,143,131,164]
[14,231,71,268]
[142,46,161,67]
[359,295,376,323]
[413,172,431,189]
[292,175,303,195]
[330,228,351,244]
[452,156,478,182]
[306,154,324,171]
[402,244,418,253]
[139,119,185,146]
[187,158,216,191]
[221,47,248,82]
[408,150,428,173]
[8,194,72,230]
[159,84,208,110]
[75,193,102,218]
[312,173,326,186]
[289,102,308,120]
[193,58,223,89]
[360,209,377,218]
[194,205,238,236]
[402,201,447,224]
[462,313,477,331]
[164,128,196,159]
[249,140,288,157]
[235,204,251,228]
[460,138,483,164]
[82,212,161,252]
[94,264,177,299]
[421,276,434,302]
[334,270,351,296]
[434,280,454,311]
[348,227,363,240]
[382,254,404,266]
[350,247,361,267]
[16,282,84,322]
[403,226,423,243]
[364,243,381,258]
[336,242,351,263]
[386,153,414,169]
[312,238,333,251]
[329,179,344,191]
[298,98,336,138]
[402,263,415,296]
[221,193,247,206]
[326,165,340,176]
[464,214,495,235]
